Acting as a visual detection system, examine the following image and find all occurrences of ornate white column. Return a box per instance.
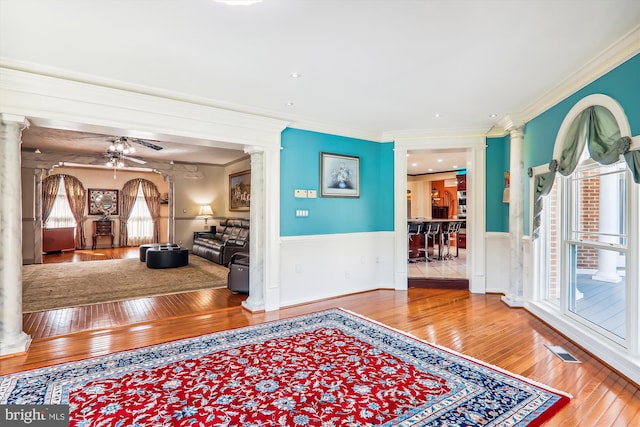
[242,147,266,312]
[0,114,32,356]
[501,120,526,307]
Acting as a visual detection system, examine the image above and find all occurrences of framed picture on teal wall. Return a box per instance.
[320,152,360,198]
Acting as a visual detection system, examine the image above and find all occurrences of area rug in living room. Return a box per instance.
[22,255,228,312]
[0,309,570,426]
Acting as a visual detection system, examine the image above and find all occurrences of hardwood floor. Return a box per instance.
[4,249,639,425]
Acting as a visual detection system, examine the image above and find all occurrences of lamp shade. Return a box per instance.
[199,205,214,216]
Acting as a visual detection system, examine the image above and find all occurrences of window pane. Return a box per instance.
[45,179,75,229]
[570,163,627,246]
[568,244,626,339]
[127,185,153,245]
[543,183,561,306]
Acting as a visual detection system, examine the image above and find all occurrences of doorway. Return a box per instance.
[393,136,486,294]
[406,149,468,286]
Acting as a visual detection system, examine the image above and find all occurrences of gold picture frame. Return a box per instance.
[229,170,251,211]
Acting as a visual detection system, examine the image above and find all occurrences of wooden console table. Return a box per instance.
[92,220,114,249]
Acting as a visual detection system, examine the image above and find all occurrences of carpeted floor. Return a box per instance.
[0,309,571,426]
[22,255,228,312]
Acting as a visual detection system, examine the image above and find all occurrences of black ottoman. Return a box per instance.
[140,243,179,262]
[146,247,189,269]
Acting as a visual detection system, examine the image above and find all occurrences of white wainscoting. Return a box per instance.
[485,232,510,294]
[280,232,395,307]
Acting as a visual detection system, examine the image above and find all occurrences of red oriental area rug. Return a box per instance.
[0,309,570,426]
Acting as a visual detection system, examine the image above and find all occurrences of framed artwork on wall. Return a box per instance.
[88,189,119,216]
[320,152,360,198]
[229,170,251,211]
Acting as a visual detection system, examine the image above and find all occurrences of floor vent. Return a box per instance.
[545,345,581,363]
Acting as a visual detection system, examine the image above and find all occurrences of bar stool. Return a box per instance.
[424,221,440,261]
[441,221,461,260]
[408,222,423,262]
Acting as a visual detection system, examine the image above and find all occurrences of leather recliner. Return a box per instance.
[192,218,249,265]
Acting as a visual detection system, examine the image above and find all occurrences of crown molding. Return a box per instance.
[519,24,640,123]
[0,62,288,148]
[383,125,494,142]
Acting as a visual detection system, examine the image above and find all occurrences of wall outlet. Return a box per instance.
[294,189,308,198]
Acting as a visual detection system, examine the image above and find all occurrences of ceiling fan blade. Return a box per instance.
[126,156,147,165]
[131,138,163,151]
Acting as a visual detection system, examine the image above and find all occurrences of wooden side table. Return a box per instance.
[92,220,114,249]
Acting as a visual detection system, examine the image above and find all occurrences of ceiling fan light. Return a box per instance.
[117,160,125,168]
[108,144,116,152]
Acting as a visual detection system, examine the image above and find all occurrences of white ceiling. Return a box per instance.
[2,0,639,173]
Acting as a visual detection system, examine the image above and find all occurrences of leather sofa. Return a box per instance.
[192,218,249,265]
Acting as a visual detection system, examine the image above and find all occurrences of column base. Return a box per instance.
[501,295,525,308]
[0,331,31,357]
[242,299,265,313]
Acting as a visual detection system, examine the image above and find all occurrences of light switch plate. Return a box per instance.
[307,190,317,198]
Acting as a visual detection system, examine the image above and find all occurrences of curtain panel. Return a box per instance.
[119,179,141,246]
[140,179,161,243]
[119,178,160,246]
[62,174,87,249]
[41,175,61,224]
[531,171,556,240]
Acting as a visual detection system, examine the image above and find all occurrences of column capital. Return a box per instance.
[244,145,265,155]
[0,113,29,128]
[498,115,525,134]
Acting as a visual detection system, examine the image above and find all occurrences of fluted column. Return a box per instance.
[242,147,265,312]
[0,114,31,356]
[502,122,525,307]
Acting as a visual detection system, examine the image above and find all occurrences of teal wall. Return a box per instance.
[486,135,510,232]
[523,53,640,234]
[280,128,394,236]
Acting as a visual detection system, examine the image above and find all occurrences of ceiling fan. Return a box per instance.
[103,136,161,167]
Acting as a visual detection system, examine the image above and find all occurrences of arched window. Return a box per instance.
[119,178,160,246]
[531,94,638,353]
[44,178,75,229]
[42,174,87,248]
[127,183,154,246]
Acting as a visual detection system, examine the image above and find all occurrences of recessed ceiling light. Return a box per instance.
[289,72,302,78]
[286,102,294,107]
[437,158,443,163]
[452,165,458,169]
[434,113,441,118]
[411,163,418,167]
[489,113,498,118]
[428,168,433,172]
